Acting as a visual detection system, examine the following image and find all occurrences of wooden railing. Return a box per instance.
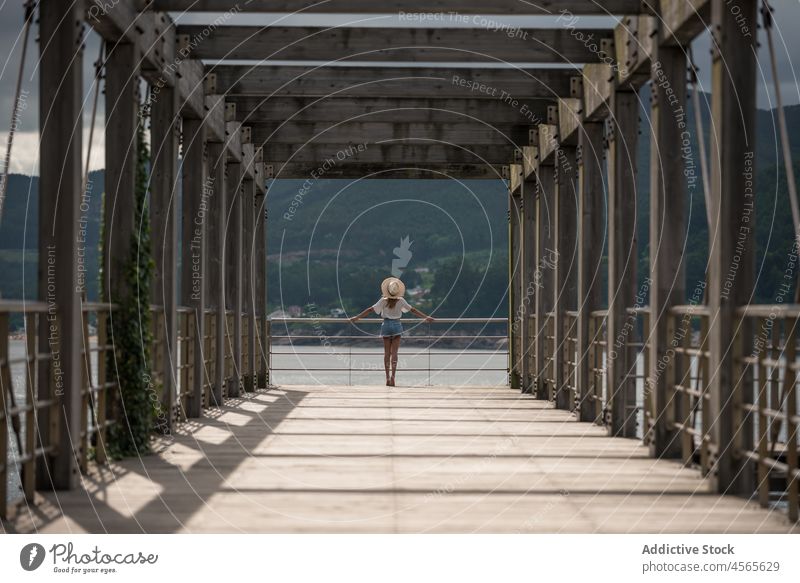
[735,304,799,522]
[563,310,579,410]
[666,305,712,472]
[587,309,608,425]
[0,301,59,520]
[79,302,118,473]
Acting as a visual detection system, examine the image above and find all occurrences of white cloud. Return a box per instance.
[1,125,106,176]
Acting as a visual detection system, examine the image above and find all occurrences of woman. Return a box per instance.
[350,277,434,386]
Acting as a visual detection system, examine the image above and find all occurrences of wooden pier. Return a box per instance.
[6,385,796,533]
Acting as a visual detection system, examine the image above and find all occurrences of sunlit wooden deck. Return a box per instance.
[6,385,797,534]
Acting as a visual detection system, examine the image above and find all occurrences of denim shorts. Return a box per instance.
[380,318,403,337]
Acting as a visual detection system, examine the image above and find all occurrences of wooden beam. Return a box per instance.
[659,0,711,46]
[210,65,574,99]
[509,185,522,390]
[37,0,84,490]
[150,83,180,431]
[268,163,503,179]
[180,117,208,418]
[263,143,518,165]
[648,44,688,457]
[606,89,639,438]
[707,0,758,497]
[242,176,256,392]
[86,2,209,120]
[558,98,583,146]
[252,122,531,147]
[207,141,227,406]
[535,164,556,401]
[553,146,578,410]
[582,63,615,121]
[203,95,226,144]
[521,171,538,393]
[179,25,613,63]
[227,96,550,125]
[538,124,559,166]
[576,122,605,423]
[614,15,657,88]
[225,162,243,397]
[225,121,242,162]
[154,0,644,14]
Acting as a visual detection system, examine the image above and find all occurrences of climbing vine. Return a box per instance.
[104,105,156,459]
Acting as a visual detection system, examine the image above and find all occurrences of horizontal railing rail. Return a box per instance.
[268,316,509,385]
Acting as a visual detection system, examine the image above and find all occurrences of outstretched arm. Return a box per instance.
[409,306,434,323]
[349,307,374,323]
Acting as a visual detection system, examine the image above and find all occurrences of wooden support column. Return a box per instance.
[522,167,538,394]
[226,163,243,397]
[241,175,253,391]
[535,164,556,400]
[149,85,180,430]
[607,90,640,437]
[553,146,578,410]
[707,0,758,495]
[255,187,268,388]
[207,141,227,406]
[180,118,208,417]
[648,44,688,456]
[508,180,523,390]
[576,122,606,422]
[37,0,84,489]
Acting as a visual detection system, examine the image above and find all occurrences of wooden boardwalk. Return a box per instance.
[5,385,797,533]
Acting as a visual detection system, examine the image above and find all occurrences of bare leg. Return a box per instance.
[390,335,401,384]
[382,337,391,384]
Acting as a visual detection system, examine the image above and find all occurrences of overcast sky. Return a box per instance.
[1,3,799,175]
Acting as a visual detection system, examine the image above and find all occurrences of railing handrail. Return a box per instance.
[269,317,507,324]
[0,299,50,313]
[670,304,711,317]
[736,303,800,318]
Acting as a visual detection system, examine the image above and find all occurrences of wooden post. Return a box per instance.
[242,176,256,391]
[576,122,605,422]
[535,164,556,400]
[554,146,578,410]
[37,0,84,489]
[509,184,522,390]
[707,0,758,495]
[207,141,227,405]
[226,162,243,397]
[607,90,639,437]
[648,44,688,457]
[522,171,538,394]
[255,187,268,388]
[149,85,180,431]
[181,118,208,417]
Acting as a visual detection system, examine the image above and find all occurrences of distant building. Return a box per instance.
[287,305,303,317]
[330,308,346,318]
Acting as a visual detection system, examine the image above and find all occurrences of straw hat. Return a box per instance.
[381,277,406,299]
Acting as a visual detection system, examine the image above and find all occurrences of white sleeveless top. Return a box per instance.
[372,297,411,319]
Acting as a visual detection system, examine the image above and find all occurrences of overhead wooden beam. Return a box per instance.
[582,63,615,120]
[86,2,209,120]
[268,163,503,179]
[209,65,574,99]
[537,124,560,165]
[614,15,656,88]
[262,143,518,164]
[227,96,550,125]
[659,0,711,46]
[154,0,644,14]
[558,98,583,145]
[179,25,614,63]
[252,122,531,147]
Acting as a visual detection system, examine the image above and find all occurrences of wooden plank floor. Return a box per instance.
[5,385,798,533]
